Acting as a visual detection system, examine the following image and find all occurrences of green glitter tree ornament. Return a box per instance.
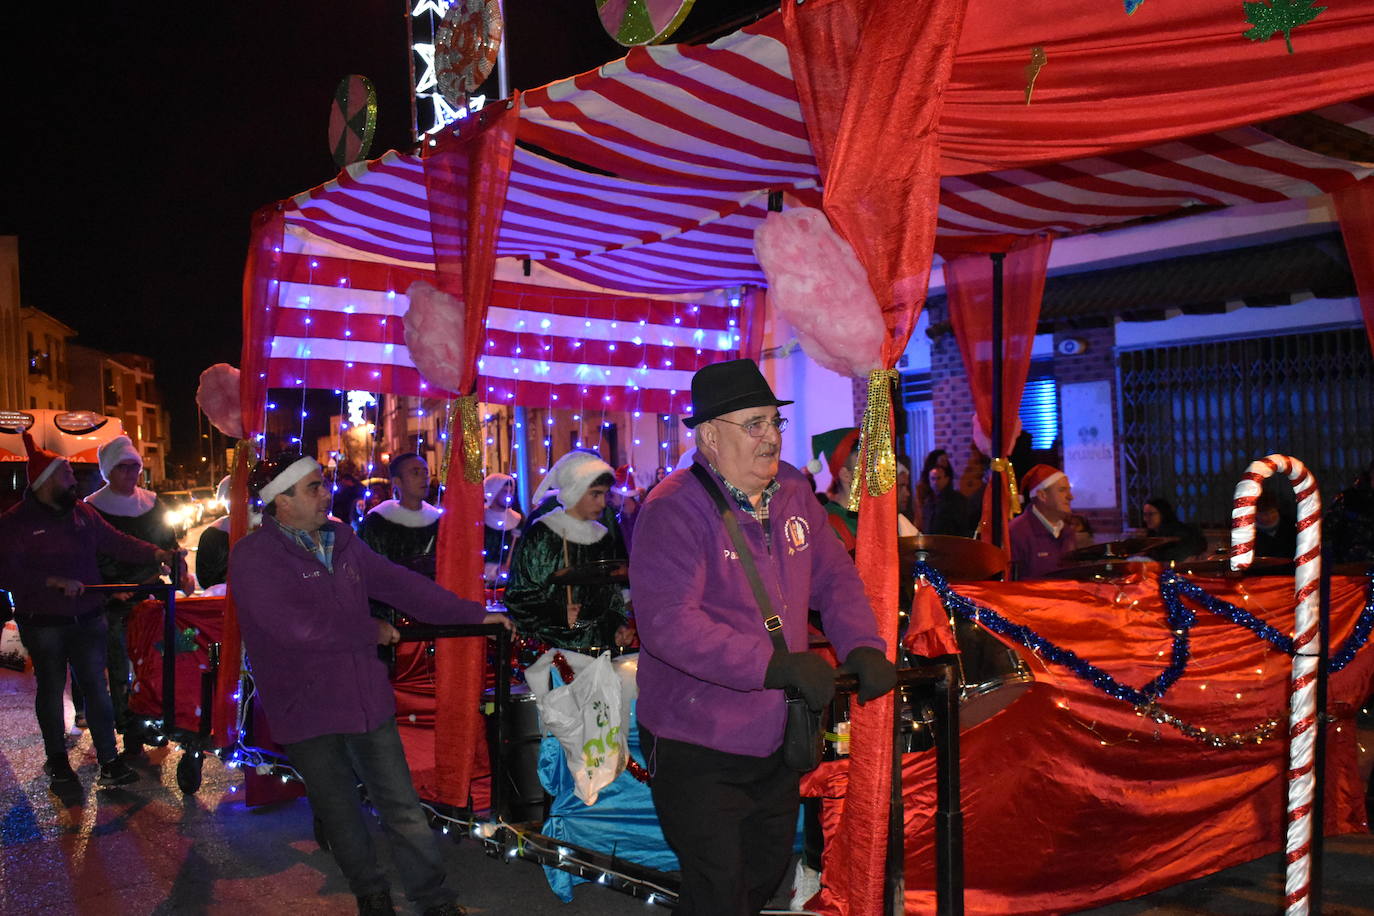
[1242,0,1325,54]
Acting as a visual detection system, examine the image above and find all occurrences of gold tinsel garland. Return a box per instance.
[848,368,900,511]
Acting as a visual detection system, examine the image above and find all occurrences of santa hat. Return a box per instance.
[612,465,639,497]
[22,431,66,491]
[531,450,615,510]
[807,428,860,478]
[248,452,321,507]
[98,435,143,481]
[482,472,515,508]
[1020,464,1066,499]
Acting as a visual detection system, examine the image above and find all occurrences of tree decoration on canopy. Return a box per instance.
[328,74,378,170]
[435,0,503,106]
[753,207,884,380]
[403,281,467,395]
[1024,46,1047,105]
[596,0,696,46]
[403,281,482,483]
[196,363,244,439]
[1243,0,1325,54]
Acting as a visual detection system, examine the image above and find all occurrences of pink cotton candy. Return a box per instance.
[196,363,243,438]
[753,208,884,379]
[403,281,467,394]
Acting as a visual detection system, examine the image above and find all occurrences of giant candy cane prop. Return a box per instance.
[1231,455,1322,916]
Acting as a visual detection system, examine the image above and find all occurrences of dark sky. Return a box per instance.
[4,1,767,470]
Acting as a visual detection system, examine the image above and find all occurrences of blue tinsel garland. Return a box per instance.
[915,563,1374,708]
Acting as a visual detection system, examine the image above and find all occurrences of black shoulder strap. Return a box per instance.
[689,463,789,654]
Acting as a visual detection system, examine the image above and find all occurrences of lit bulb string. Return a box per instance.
[914,563,1374,735]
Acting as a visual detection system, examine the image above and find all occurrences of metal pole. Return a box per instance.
[934,663,964,916]
[989,252,1006,551]
[884,683,906,915]
[496,0,510,101]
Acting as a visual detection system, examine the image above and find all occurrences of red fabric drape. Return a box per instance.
[805,571,1374,914]
[780,1,969,911]
[736,285,766,362]
[940,2,1374,175]
[425,99,520,808]
[218,205,287,744]
[945,234,1053,544]
[1333,180,1374,358]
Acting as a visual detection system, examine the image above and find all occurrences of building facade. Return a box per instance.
[68,345,171,485]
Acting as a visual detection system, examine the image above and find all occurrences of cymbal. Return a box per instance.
[1166,556,1292,578]
[899,535,1006,581]
[1066,536,1177,562]
[1042,560,1153,581]
[549,559,629,586]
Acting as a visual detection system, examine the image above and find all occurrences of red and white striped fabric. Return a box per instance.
[264,244,737,413]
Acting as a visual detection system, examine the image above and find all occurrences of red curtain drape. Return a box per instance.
[736,285,766,362]
[218,204,287,743]
[945,234,1053,545]
[425,98,521,808]
[1333,180,1374,358]
[780,1,968,911]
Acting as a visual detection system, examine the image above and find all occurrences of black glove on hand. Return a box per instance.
[843,646,899,703]
[764,651,837,711]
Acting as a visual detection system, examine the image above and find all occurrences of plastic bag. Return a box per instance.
[0,619,29,672]
[526,649,626,805]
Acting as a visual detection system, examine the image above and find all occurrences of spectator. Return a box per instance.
[85,436,187,755]
[1008,464,1075,579]
[1254,490,1297,559]
[1326,459,1374,565]
[0,433,179,789]
[920,463,971,538]
[1140,497,1208,562]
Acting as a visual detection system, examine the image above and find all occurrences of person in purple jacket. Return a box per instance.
[229,452,511,916]
[630,358,897,915]
[1008,463,1076,579]
[0,433,180,790]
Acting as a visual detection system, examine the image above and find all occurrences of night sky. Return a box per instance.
[4,1,767,471]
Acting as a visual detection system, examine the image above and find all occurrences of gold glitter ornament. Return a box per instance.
[848,369,899,511]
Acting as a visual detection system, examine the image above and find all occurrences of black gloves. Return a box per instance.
[843,646,898,703]
[764,651,837,711]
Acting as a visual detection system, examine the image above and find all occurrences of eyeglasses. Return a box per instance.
[711,415,789,438]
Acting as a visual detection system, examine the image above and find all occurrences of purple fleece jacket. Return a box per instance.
[228,519,487,745]
[0,496,161,618]
[629,456,885,757]
[1008,509,1075,579]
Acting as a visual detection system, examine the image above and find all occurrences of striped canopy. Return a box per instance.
[271,7,1374,403]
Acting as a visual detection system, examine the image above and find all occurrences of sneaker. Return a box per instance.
[97,758,139,788]
[420,904,468,916]
[44,758,79,787]
[355,891,396,915]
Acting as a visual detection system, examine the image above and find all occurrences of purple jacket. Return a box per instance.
[228,519,487,745]
[1009,509,1075,579]
[0,496,161,618]
[629,456,885,757]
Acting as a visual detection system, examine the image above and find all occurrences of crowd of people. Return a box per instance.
[4,352,1374,915]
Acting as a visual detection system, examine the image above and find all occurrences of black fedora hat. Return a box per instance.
[682,358,793,428]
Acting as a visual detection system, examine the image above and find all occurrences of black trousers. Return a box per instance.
[641,724,799,916]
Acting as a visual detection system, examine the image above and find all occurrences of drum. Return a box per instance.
[826,617,1032,758]
[483,686,547,824]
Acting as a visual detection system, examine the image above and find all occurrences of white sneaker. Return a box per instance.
[790,859,821,910]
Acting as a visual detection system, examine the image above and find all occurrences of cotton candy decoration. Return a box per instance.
[196,363,244,438]
[753,208,884,379]
[403,281,467,394]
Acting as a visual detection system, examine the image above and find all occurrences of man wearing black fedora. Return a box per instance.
[629,357,897,914]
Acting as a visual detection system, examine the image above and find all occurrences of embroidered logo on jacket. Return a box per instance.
[783,516,810,554]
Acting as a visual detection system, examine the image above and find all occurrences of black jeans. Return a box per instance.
[284,718,457,910]
[641,724,800,916]
[18,614,120,764]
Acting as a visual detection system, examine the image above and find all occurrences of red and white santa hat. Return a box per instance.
[22,431,67,490]
[612,465,639,497]
[1020,463,1066,499]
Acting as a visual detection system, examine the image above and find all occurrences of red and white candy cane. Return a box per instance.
[1232,455,1322,916]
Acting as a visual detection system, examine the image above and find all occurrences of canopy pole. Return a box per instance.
[989,252,1006,549]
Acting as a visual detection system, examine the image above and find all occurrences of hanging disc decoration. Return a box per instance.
[597,0,696,46]
[435,0,503,107]
[328,74,378,170]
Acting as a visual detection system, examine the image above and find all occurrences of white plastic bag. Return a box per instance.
[0,619,29,672]
[526,649,626,805]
